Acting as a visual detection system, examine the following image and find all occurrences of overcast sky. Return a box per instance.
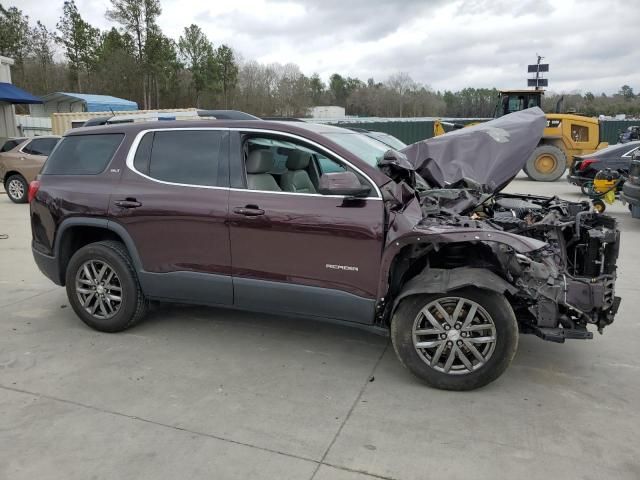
[15,0,640,94]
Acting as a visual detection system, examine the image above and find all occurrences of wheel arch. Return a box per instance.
[378,232,545,316]
[3,170,26,183]
[384,266,517,326]
[54,218,143,285]
[539,138,566,152]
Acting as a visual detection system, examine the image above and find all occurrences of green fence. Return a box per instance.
[328,118,640,146]
[327,120,435,144]
[599,120,640,145]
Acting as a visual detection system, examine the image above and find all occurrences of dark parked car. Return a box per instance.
[621,149,640,218]
[618,125,640,143]
[568,141,640,192]
[29,109,621,390]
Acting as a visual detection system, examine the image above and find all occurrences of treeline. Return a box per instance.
[1,1,640,118]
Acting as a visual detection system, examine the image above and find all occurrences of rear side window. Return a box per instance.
[42,134,123,175]
[1,138,24,152]
[134,130,227,187]
[22,138,60,156]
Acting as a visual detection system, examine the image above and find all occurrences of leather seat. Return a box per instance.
[246,150,281,191]
[281,150,316,194]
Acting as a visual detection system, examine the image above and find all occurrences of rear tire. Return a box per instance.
[65,240,147,332]
[524,145,567,182]
[391,288,518,391]
[5,174,28,203]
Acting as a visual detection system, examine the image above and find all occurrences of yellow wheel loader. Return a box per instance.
[434,89,608,182]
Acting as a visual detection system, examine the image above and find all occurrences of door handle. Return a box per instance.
[114,199,142,209]
[233,206,265,216]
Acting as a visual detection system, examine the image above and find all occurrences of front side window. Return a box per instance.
[134,130,227,187]
[42,134,123,175]
[23,138,60,156]
[242,135,373,195]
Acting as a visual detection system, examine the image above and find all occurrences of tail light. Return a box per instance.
[578,159,596,171]
[28,180,40,203]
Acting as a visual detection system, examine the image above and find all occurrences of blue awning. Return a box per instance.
[0,82,42,104]
[39,92,137,112]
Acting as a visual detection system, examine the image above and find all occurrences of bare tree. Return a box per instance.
[107,0,161,108]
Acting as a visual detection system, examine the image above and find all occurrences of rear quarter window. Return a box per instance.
[1,139,24,152]
[42,134,124,175]
[22,138,60,156]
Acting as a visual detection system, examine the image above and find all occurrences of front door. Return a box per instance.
[109,128,233,306]
[228,132,385,324]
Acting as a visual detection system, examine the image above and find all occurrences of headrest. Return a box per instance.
[246,150,273,174]
[286,150,311,170]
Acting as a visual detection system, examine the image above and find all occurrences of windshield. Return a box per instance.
[322,130,432,190]
[321,132,390,167]
[367,132,407,150]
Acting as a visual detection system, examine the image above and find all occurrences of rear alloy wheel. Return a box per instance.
[5,174,28,203]
[66,241,147,332]
[524,145,567,182]
[391,288,518,390]
[75,260,123,320]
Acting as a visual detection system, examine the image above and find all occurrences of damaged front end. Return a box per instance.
[378,108,621,342]
[415,189,621,342]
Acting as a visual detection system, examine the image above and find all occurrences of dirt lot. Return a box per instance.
[1,174,639,480]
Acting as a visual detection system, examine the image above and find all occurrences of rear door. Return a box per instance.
[109,128,233,306]
[228,130,385,324]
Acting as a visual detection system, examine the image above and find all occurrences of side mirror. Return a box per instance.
[318,171,371,197]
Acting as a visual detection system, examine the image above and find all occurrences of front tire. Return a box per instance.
[5,174,28,203]
[65,240,147,332]
[391,288,518,390]
[524,145,567,182]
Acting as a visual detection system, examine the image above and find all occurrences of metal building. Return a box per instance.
[0,56,42,138]
[30,92,138,117]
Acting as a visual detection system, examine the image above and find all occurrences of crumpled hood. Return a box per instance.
[399,107,546,192]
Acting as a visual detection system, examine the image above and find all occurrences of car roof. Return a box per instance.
[585,141,640,157]
[27,135,62,139]
[65,119,355,137]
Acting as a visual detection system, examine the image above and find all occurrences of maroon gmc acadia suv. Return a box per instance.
[30,110,621,390]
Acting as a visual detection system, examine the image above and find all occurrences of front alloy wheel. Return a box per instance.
[412,297,496,375]
[391,288,518,390]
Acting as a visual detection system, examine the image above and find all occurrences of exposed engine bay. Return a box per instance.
[416,188,620,341]
[378,108,621,342]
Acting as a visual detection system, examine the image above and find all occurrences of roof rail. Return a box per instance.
[197,110,260,120]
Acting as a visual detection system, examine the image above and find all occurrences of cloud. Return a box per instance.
[13,0,640,94]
